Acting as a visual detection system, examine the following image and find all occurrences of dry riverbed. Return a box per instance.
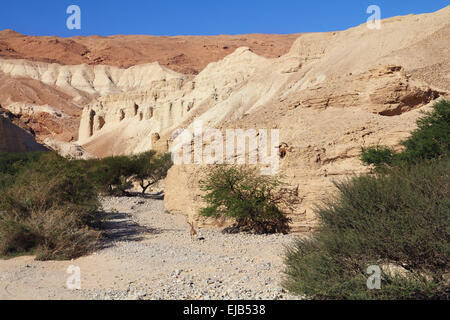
[0,196,303,300]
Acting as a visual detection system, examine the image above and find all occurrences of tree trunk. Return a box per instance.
[140,180,150,195]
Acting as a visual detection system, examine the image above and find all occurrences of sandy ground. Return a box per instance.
[0,196,303,300]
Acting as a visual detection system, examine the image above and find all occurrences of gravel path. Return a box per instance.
[0,196,303,300]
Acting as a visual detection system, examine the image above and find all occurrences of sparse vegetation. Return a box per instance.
[199,165,294,234]
[0,151,44,189]
[0,150,172,260]
[81,151,173,196]
[362,99,450,169]
[283,159,449,299]
[0,152,101,260]
[132,151,173,194]
[86,155,137,196]
[284,100,450,299]
[360,146,395,168]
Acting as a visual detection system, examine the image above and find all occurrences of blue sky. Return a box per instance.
[1,0,448,37]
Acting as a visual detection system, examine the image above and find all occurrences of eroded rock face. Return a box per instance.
[77,47,266,156]
[160,7,450,232]
[1,6,449,232]
[0,32,299,143]
[282,65,443,116]
[42,137,95,160]
[0,71,84,141]
[0,106,47,153]
[163,101,443,232]
[0,58,194,143]
[0,31,299,73]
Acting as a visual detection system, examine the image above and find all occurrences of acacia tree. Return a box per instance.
[132,151,173,194]
[199,165,297,234]
[86,156,136,196]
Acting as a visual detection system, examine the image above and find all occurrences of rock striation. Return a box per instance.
[0,106,47,153]
[0,6,449,231]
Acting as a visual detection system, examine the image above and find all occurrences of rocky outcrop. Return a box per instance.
[0,58,189,143]
[282,65,443,116]
[1,6,449,232]
[0,71,84,141]
[0,32,298,143]
[0,106,47,153]
[77,47,266,156]
[1,104,88,156]
[42,137,95,160]
[0,30,299,73]
[0,58,184,97]
[160,7,450,232]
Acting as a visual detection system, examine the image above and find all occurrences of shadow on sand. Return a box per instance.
[98,211,162,250]
[117,191,165,200]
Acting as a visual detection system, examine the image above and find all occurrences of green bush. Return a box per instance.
[132,151,173,194]
[199,165,293,234]
[0,149,172,260]
[0,152,102,260]
[362,100,450,168]
[1,153,100,220]
[400,99,450,163]
[84,155,136,196]
[83,151,173,195]
[0,151,44,189]
[283,159,450,299]
[361,146,395,168]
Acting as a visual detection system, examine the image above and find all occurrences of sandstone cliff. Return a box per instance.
[1,6,449,232]
[0,106,47,153]
[73,7,450,231]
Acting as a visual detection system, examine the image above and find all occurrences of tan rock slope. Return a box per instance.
[72,7,450,231]
[0,6,449,232]
[0,106,47,153]
[78,47,267,156]
[0,32,298,144]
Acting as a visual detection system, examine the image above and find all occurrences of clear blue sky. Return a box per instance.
[1,0,448,37]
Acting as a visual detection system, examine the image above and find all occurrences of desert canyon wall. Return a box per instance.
[0,32,297,143]
[0,106,47,153]
[0,7,449,231]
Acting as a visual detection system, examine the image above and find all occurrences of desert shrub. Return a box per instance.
[132,151,173,194]
[30,209,101,261]
[86,155,136,195]
[360,146,395,168]
[199,165,293,234]
[283,159,450,299]
[0,152,102,260]
[362,99,450,168]
[399,99,450,162]
[84,151,173,195]
[0,152,100,221]
[0,151,44,188]
[0,151,43,175]
[0,220,41,256]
